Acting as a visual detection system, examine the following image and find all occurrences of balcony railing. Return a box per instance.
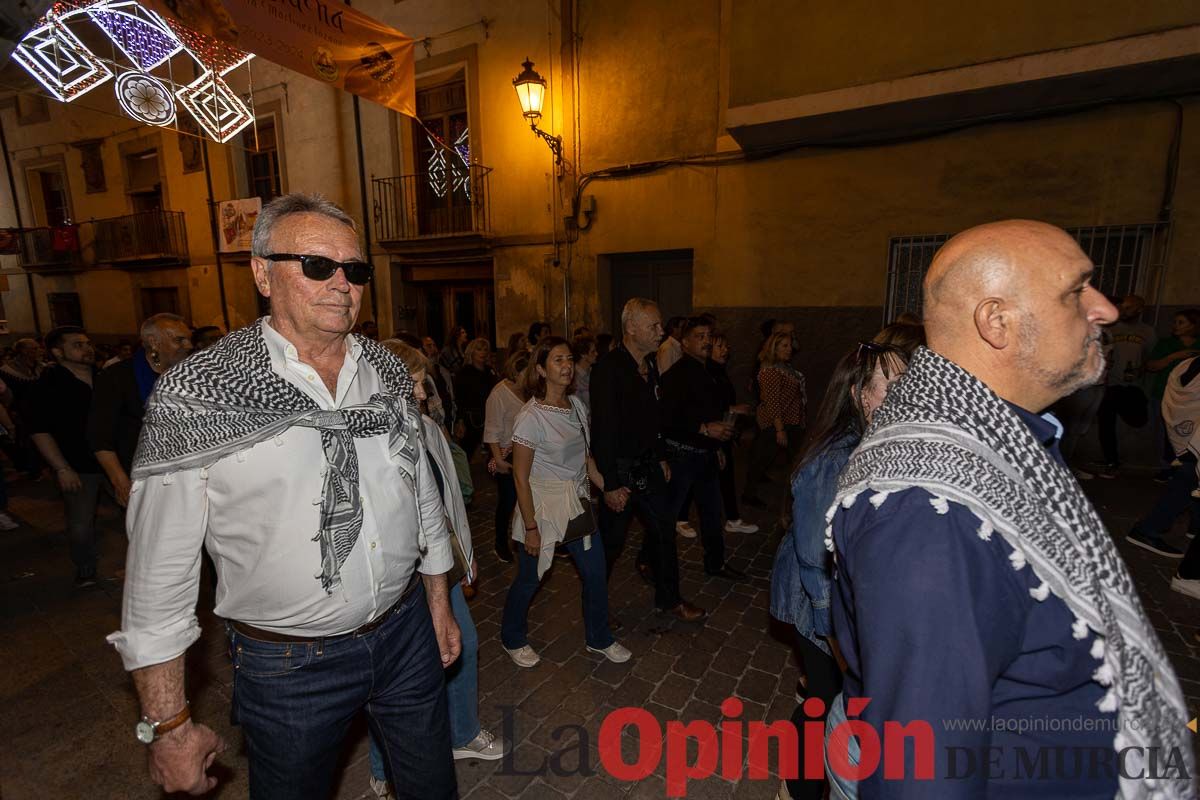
[94,210,188,265]
[17,226,83,269]
[373,165,492,244]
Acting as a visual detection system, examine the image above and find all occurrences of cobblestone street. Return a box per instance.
[2,455,1197,799]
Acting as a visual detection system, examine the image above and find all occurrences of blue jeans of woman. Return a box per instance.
[501,535,614,651]
[369,583,478,779]
[228,583,456,800]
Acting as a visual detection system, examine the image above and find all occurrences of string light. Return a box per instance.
[88,1,181,71]
[12,0,255,144]
[12,8,113,102]
[160,15,252,76]
[175,70,254,143]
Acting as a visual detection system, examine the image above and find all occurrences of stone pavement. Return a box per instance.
[1,454,1197,799]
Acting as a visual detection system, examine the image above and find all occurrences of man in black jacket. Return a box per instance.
[659,318,744,579]
[590,298,704,622]
[89,313,193,507]
[29,326,103,586]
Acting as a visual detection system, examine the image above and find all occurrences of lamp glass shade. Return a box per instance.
[513,59,546,120]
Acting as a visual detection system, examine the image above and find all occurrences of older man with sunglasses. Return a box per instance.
[108,193,460,799]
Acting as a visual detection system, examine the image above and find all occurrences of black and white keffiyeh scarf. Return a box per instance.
[132,319,422,594]
[831,347,1193,800]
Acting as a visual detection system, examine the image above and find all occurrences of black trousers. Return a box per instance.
[664,450,726,573]
[494,472,517,553]
[786,633,842,800]
[598,487,682,609]
[1097,385,1148,465]
[718,443,739,521]
[744,424,804,499]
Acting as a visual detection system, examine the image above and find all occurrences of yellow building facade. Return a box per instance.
[0,0,1196,392]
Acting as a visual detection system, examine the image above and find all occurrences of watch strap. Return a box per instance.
[148,703,191,739]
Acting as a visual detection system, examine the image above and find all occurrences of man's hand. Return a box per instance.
[604,488,630,513]
[660,461,672,483]
[702,421,735,442]
[429,595,462,668]
[56,467,81,492]
[113,472,132,507]
[147,720,226,795]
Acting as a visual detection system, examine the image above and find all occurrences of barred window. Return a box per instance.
[884,223,1169,322]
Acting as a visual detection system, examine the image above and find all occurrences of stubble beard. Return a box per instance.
[1018,316,1106,398]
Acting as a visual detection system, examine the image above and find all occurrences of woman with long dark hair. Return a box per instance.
[500,337,629,667]
[769,339,909,800]
[439,326,469,374]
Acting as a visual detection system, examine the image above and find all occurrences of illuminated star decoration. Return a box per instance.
[452,128,471,198]
[87,1,182,71]
[11,5,113,102]
[116,72,175,126]
[426,134,448,198]
[176,71,253,143]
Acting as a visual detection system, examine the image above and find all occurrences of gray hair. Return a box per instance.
[140,312,186,343]
[621,297,658,335]
[463,337,492,363]
[251,192,357,257]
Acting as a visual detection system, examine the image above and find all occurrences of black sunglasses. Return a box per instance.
[263,253,374,285]
[855,340,900,363]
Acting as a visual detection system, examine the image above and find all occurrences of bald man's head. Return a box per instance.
[920,220,1118,412]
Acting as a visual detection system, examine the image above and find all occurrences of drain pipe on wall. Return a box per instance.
[0,114,42,337]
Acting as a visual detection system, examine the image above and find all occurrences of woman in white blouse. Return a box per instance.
[500,337,631,668]
[483,350,529,563]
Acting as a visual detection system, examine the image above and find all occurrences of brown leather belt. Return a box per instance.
[230,573,421,644]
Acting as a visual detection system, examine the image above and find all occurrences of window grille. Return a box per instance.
[884,223,1170,322]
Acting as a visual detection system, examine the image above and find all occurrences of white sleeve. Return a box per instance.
[511,405,542,450]
[482,385,504,445]
[415,439,454,576]
[106,470,208,671]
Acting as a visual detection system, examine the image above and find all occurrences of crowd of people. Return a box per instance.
[4,194,1194,798]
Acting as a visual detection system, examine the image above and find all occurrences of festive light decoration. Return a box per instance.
[11,0,256,143]
[175,71,254,143]
[452,128,471,198]
[425,129,471,199]
[11,8,113,102]
[160,15,252,76]
[88,2,181,71]
[426,135,449,198]
[116,72,175,126]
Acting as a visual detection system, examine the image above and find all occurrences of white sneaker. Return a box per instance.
[0,511,18,531]
[587,641,632,663]
[1072,468,1094,481]
[1171,575,1200,601]
[504,644,541,668]
[453,729,507,761]
[725,518,759,534]
[368,776,394,799]
[676,521,697,539]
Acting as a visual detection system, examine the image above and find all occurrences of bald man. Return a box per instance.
[824,221,1192,799]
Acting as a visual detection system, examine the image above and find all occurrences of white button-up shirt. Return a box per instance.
[108,320,453,671]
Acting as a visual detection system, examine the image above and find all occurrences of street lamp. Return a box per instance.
[512,58,562,165]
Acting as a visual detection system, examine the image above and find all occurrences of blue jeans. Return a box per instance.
[228,583,456,800]
[369,583,479,779]
[501,536,613,651]
[824,693,860,800]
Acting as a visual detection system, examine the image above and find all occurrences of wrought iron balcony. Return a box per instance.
[372,165,492,247]
[17,226,83,270]
[94,210,189,266]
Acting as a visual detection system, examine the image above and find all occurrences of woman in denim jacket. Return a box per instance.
[770,339,910,800]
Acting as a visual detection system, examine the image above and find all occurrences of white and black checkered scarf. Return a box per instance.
[832,347,1194,800]
[132,319,422,594]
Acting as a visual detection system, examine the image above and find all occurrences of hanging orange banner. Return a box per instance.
[149,0,415,117]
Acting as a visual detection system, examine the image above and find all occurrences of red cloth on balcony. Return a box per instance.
[51,225,79,252]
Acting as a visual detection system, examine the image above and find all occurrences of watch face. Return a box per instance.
[135,720,156,744]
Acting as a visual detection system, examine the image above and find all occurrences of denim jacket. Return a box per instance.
[769,434,857,654]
